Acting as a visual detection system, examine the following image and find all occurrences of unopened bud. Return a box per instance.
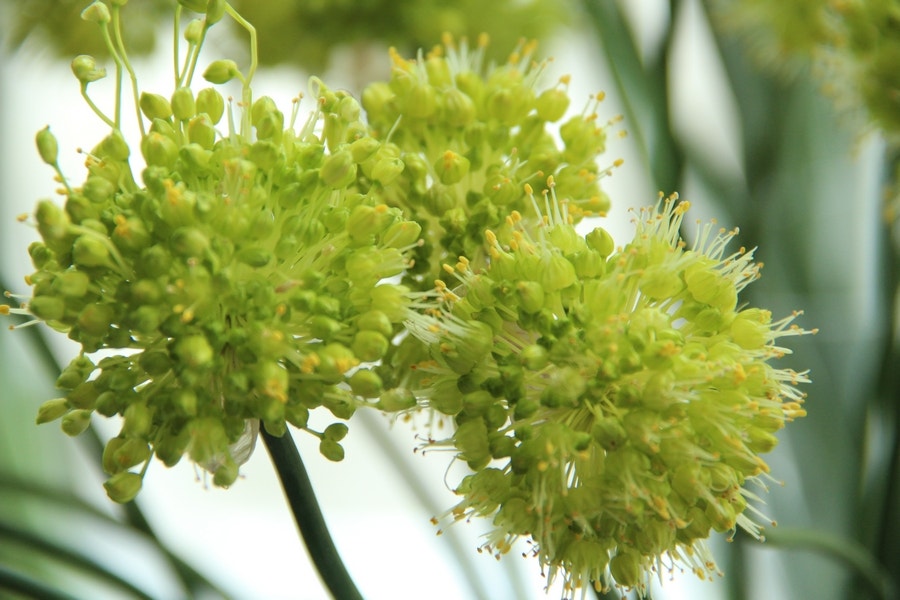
[71,55,106,84]
[81,1,110,24]
[196,87,225,123]
[36,398,69,424]
[203,59,240,84]
[61,409,93,436]
[103,471,143,503]
[35,126,59,166]
[140,92,173,121]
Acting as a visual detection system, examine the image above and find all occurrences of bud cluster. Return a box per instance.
[361,36,618,287]
[17,2,420,502]
[401,193,813,593]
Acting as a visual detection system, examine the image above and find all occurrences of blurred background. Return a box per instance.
[0,1,897,599]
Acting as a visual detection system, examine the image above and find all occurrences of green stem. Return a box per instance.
[761,528,896,600]
[80,84,116,129]
[260,426,363,600]
[111,4,145,137]
[0,564,79,600]
[224,3,257,138]
[98,23,124,129]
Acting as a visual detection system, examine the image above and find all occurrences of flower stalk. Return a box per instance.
[261,426,363,600]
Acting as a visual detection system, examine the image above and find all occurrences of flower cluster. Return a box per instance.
[11,0,420,502]
[361,35,616,287]
[3,0,813,593]
[399,192,812,593]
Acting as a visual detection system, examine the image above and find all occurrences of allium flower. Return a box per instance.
[8,2,421,502]
[361,35,618,288]
[401,190,813,594]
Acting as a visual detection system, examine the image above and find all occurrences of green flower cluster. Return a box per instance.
[12,0,420,502]
[3,0,813,593]
[399,194,812,593]
[361,36,615,287]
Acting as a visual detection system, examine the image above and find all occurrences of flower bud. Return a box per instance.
[71,55,106,84]
[372,157,405,186]
[205,0,226,24]
[123,402,152,438]
[455,418,491,470]
[515,281,544,314]
[381,219,420,249]
[170,227,209,257]
[141,132,178,168]
[96,129,130,162]
[179,143,213,170]
[111,438,152,471]
[346,204,390,242]
[351,330,389,362]
[28,296,66,321]
[171,87,197,121]
[175,335,214,369]
[350,136,380,163]
[35,126,59,166]
[536,88,570,122]
[213,456,239,487]
[103,471,143,503]
[196,88,225,123]
[255,361,289,402]
[323,422,349,442]
[360,82,393,119]
[72,235,109,267]
[442,88,476,128]
[61,409,92,436]
[377,387,416,412]
[203,59,240,84]
[36,398,69,424]
[139,92,173,121]
[434,150,470,185]
[56,355,94,389]
[81,1,111,24]
[319,150,357,189]
[184,18,204,43]
[319,438,345,461]
[348,369,383,398]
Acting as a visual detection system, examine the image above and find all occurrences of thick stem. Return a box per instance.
[261,427,363,600]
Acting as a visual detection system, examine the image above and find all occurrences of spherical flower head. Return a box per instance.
[403,190,814,593]
[12,8,421,502]
[360,37,619,288]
